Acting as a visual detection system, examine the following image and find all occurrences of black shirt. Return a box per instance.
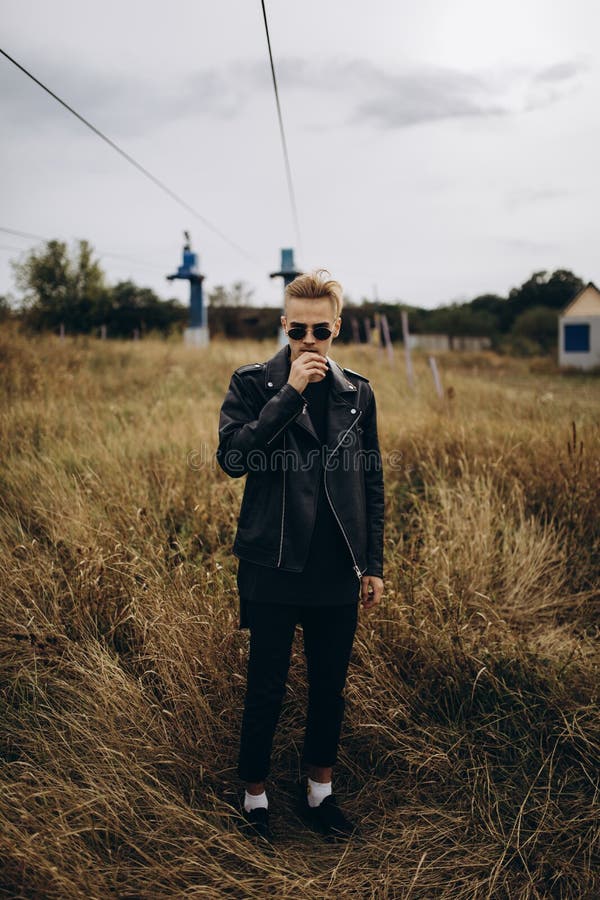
[237,366,360,608]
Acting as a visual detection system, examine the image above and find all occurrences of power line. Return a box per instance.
[259,1,303,256]
[0,47,258,263]
[97,252,167,273]
[0,226,167,273]
[0,226,47,242]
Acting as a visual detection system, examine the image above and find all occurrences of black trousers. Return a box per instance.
[237,601,359,783]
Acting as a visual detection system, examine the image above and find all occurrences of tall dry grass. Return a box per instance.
[1,325,599,899]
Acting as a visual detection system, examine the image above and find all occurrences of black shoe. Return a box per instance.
[297,779,359,841]
[240,805,272,843]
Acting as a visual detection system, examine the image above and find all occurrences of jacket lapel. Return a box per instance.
[324,355,362,453]
[264,346,318,441]
[263,345,361,446]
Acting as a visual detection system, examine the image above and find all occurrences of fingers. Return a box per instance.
[307,369,327,382]
[361,577,370,604]
[292,357,327,376]
[288,355,327,391]
[360,576,384,611]
[375,581,384,602]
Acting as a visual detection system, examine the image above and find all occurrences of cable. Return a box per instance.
[97,252,167,273]
[0,47,257,263]
[0,226,46,242]
[259,1,303,256]
[0,226,180,275]
[0,226,166,273]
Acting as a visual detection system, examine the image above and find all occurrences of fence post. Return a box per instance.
[380,313,394,365]
[428,355,444,399]
[401,310,414,390]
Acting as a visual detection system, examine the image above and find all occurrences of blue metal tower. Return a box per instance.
[270,248,302,346]
[270,247,301,289]
[167,232,208,345]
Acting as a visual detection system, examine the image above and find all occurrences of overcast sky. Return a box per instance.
[1,0,598,309]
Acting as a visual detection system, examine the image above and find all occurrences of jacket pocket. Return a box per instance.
[237,472,281,553]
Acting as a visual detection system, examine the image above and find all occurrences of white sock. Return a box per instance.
[244,790,268,813]
[307,777,332,808]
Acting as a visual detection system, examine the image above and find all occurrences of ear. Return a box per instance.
[333,316,342,336]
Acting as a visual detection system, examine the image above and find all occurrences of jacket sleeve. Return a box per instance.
[217,372,305,478]
[362,388,385,578]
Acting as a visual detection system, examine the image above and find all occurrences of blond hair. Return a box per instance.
[284,269,344,318]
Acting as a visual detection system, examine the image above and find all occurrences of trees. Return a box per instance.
[207,281,254,308]
[507,270,583,325]
[12,239,107,333]
[107,281,187,337]
[330,270,585,354]
[5,244,587,354]
[207,281,258,337]
[10,239,187,337]
[510,306,559,355]
[0,295,12,323]
[421,304,498,338]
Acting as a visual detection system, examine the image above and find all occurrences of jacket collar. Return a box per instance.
[264,344,357,395]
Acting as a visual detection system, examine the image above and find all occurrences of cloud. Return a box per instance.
[350,65,505,128]
[533,61,586,83]
[272,56,587,129]
[497,236,560,253]
[338,59,586,129]
[505,188,569,210]
[0,52,588,141]
[0,55,268,138]
[271,57,506,127]
[1,58,162,137]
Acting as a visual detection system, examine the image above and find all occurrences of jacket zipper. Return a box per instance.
[323,411,364,581]
[276,432,287,566]
[266,401,306,446]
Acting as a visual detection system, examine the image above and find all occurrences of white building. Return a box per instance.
[559,282,600,370]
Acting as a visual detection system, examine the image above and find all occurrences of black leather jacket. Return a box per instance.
[217,344,384,579]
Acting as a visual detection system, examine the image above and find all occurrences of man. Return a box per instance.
[217,270,384,842]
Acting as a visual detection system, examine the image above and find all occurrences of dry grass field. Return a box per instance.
[1,325,599,899]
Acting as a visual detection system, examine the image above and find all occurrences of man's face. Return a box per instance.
[281,297,341,363]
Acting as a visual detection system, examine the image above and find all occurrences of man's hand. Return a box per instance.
[288,352,328,393]
[360,575,383,610]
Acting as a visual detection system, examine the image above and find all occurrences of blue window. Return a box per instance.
[564,323,590,353]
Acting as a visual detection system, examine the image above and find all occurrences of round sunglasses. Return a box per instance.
[286,322,336,341]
